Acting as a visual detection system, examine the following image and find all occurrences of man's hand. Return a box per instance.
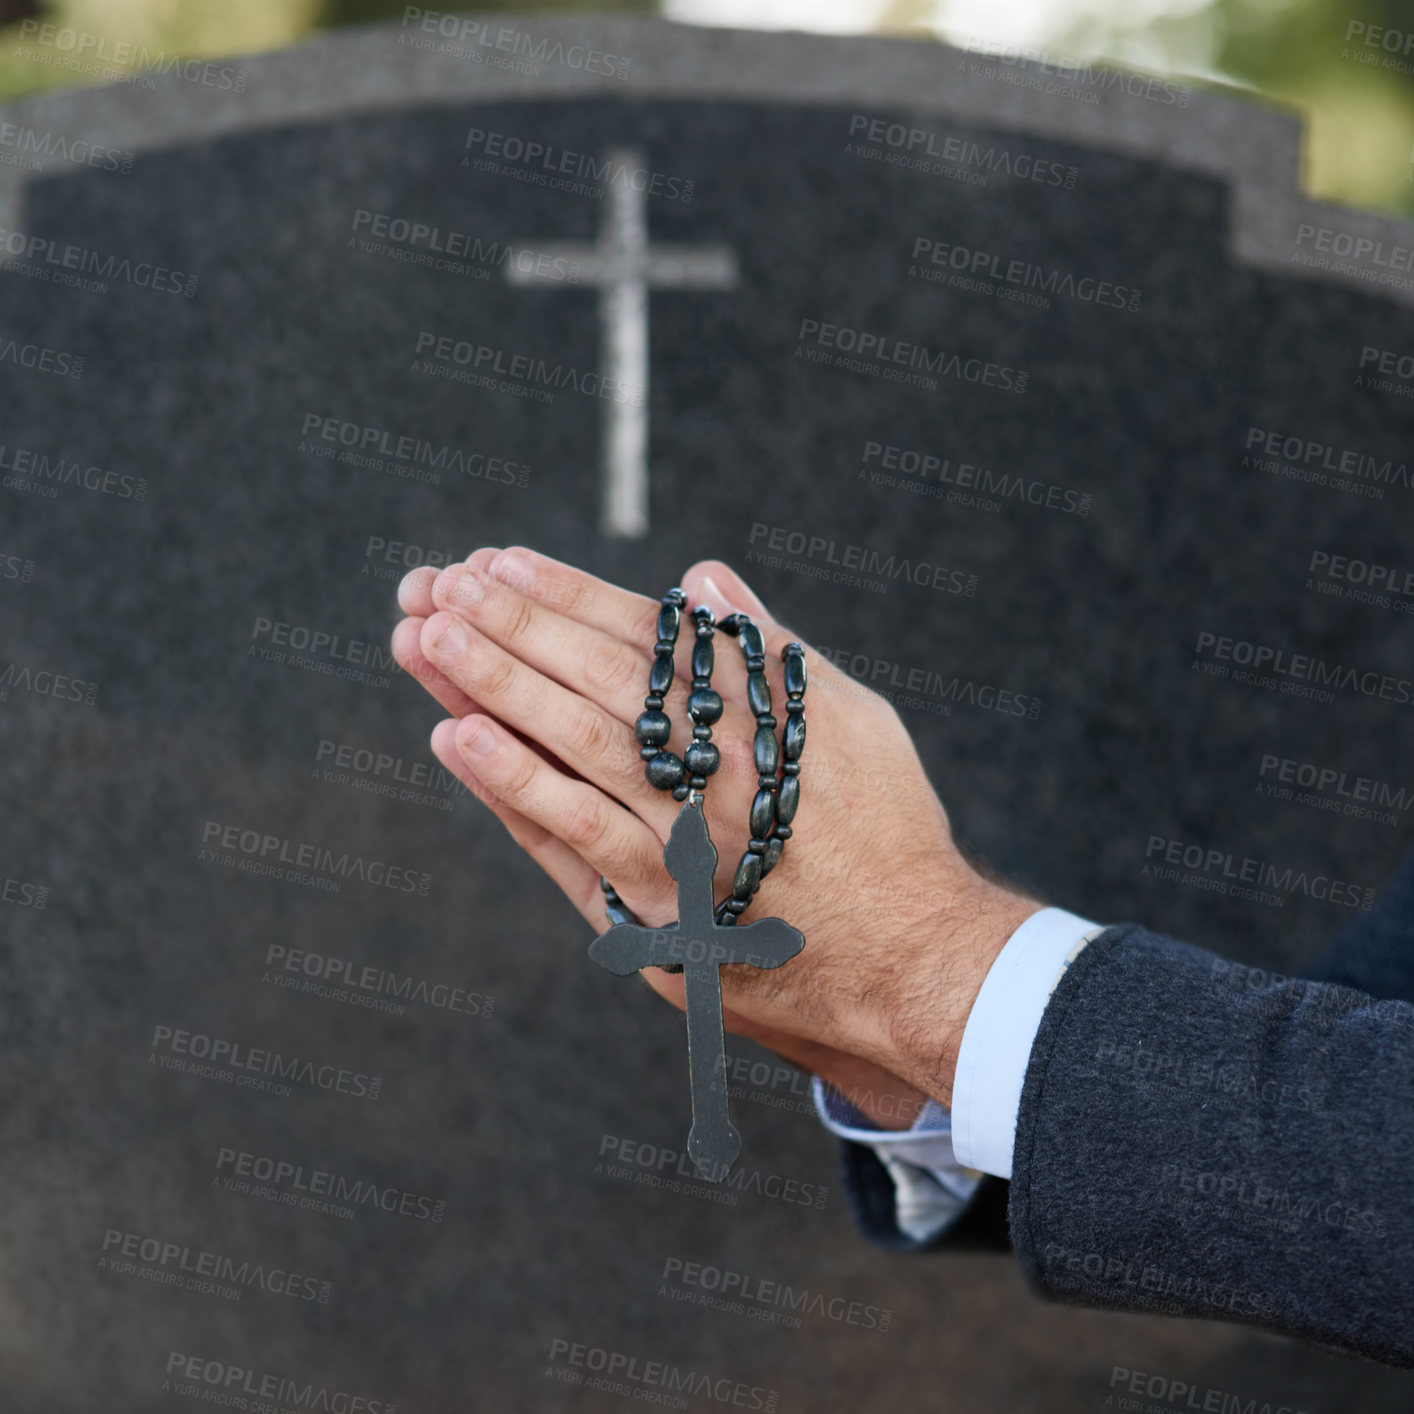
[391,547,1041,1111]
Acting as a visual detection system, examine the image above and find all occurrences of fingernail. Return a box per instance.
[493,550,535,592]
[696,575,741,618]
[462,718,497,755]
[439,562,488,609]
[433,616,467,654]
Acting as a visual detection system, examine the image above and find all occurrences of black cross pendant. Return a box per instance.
[589,798,804,1181]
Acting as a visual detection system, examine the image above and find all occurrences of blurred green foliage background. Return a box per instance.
[0,0,1409,216]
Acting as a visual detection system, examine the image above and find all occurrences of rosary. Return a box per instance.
[589,589,808,1182]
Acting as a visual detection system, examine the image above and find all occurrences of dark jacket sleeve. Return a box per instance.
[1299,851,1414,1002]
[840,850,1414,1294]
[1008,921,1414,1368]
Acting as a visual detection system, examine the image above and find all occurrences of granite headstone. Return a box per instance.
[2,14,1413,1412]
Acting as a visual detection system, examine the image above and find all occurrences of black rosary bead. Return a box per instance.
[635,709,671,749]
[684,740,720,777]
[687,688,723,724]
[646,752,686,791]
[782,710,805,762]
[649,652,675,697]
[749,788,775,839]
[737,621,765,662]
[732,852,763,899]
[753,724,779,778]
[783,647,806,698]
[600,877,633,927]
[775,774,800,826]
[746,670,771,718]
[657,599,682,641]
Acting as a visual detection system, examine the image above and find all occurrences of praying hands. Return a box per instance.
[390,547,1041,1128]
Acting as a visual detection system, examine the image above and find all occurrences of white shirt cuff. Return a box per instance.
[950,906,1106,1180]
[812,1076,983,1242]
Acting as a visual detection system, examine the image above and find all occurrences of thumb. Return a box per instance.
[681,559,772,624]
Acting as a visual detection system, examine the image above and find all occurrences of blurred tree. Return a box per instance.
[1213,0,1414,212]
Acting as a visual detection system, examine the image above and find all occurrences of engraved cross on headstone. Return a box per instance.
[505,147,738,539]
[589,800,803,1180]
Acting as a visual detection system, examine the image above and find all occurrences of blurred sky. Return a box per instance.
[1,0,1412,215]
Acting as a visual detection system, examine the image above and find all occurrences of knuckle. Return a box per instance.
[631,601,660,646]
[498,753,541,809]
[583,637,640,697]
[566,704,616,762]
[471,649,517,702]
[497,589,537,647]
[563,792,611,851]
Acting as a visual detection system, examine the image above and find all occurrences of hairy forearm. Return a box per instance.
[872,875,1043,1111]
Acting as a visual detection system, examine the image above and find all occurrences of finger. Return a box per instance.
[427,559,693,733]
[484,544,664,649]
[429,717,611,926]
[683,559,836,681]
[420,610,680,832]
[390,616,476,717]
[397,546,500,622]
[393,550,504,714]
[432,712,676,922]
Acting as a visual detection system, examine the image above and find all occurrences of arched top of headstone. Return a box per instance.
[1,13,1408,305]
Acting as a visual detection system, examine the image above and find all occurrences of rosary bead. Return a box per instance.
[783,711,806,762]
[760,837,784,877]
[756,713,776,730]
[749,788,775,839]
[687,687,723,725]
[692,637,714,680]
[600,878,633,927]
[738,622,765,660]
[773,824,792,841]
[645,751,685,791]
[688,775,706,791]
[639,746,657,761]
[781,761,801,777]
[645,694,664,710]
[656,602,681,643]
[649,653,675,697]
[635,709,672,748]
[753,724,779,777]
[691,724,711,740]
[783,646,807,697]
[732,852,763,899]
[724,897,749,917]
[672,783,690,802]
[746,670,772,717]
[784,699,804,714]
[776,774,800,826]
[684,741,720,777]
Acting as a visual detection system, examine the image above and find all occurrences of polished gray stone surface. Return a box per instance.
[2,17,1413,1413]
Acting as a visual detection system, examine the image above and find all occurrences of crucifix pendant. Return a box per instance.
[589,798,804,1181]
